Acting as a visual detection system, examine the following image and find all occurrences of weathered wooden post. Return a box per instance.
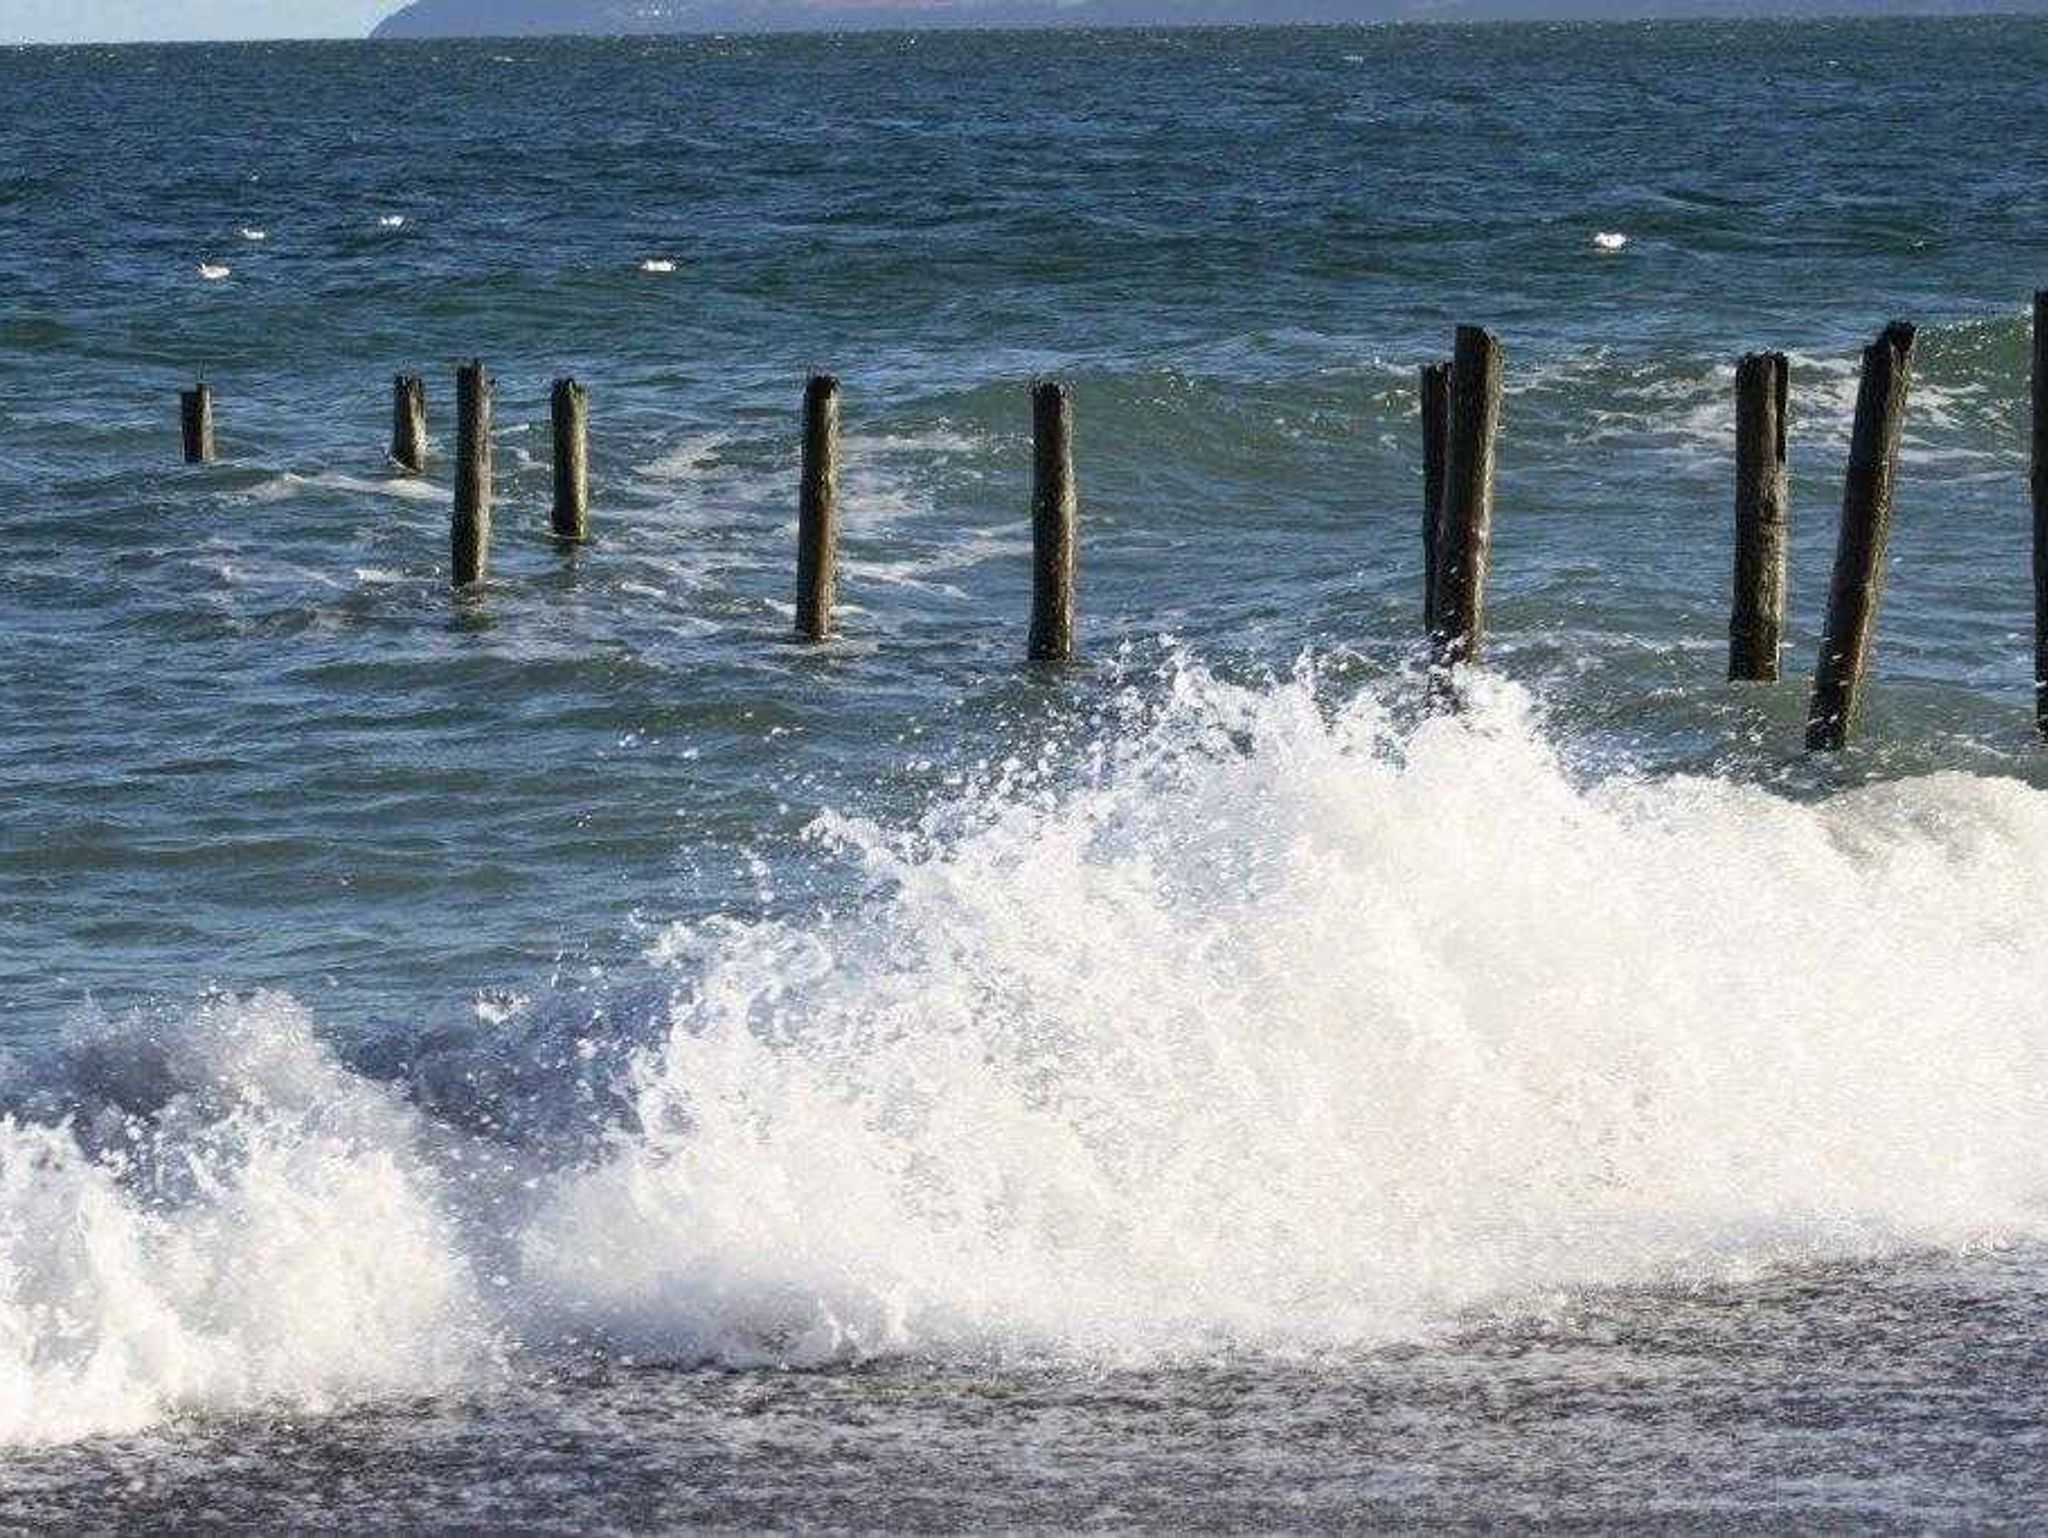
[1028,380,1077,663]
[1420,360,1452,633]
[550,377,590,543]
[794,374,840,641]
[2033,293,2048,738]
[1429,326,1504,683]
[1806,322,1916,751]
[390,374,427,473]
[180,382,215,464]
[451,359,492,589]
[1729,351,1790,682]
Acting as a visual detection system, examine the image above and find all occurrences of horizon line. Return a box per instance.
[3,4,2039,48]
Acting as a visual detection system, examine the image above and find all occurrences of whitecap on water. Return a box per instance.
[640,258,677,274]
[1594,231,1629,252]
[197,262,231,281]
[239,228,267,243]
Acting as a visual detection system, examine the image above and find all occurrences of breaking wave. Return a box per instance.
[9,662,2048,1444]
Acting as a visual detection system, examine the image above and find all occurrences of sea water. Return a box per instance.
[6,19,2048,1526]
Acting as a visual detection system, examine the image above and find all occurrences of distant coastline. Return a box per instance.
[372,0,2048,39]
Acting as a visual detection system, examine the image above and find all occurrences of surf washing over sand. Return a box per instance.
[7,661,2048,1447]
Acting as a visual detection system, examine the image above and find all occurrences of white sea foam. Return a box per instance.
[525,668,2048,1365]
[197,263,231,282]
[641,258,677,274]
[635,431,734,487]
[0,995,490,1446]
[1521,332,2015,474]
[11,664,2048,1442]
[243,471,442,506]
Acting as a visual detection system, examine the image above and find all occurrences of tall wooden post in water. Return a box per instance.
[1028,380,1078,663]
[1729,351,1790,682]
[795,374,841,641]
[1420,360,1452,633]
[1807,322,1915,752]
[550,377,590,543]
[180,382,215,464]
[451,359,492,589]
[2033,293,2048,738]
[1430,326,1504,683]
[390,374,427,473]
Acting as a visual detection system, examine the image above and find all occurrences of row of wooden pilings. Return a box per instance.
[181,364,1082,662]
[176,300,2043,749]
[1416,318,1920,751]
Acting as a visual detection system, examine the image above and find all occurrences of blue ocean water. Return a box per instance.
[7,19,2048,1526]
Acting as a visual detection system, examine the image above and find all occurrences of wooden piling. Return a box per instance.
[1806,322,1916,752]
[1028,380,1078,663]
[794,374,840,641]
[1729,351,1790,682]
[180,382,215,464]
[2033,293,2048,737]
[390,374,427,473]
[1421,360,1452,633]
[451,359,492,589]
[1430,326,1505,680]
[550,377,590,543]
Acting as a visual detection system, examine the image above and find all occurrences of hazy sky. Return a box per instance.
[3,1,402,42]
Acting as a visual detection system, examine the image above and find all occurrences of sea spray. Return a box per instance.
[523,664,2048,1365]
[10,665,2048,1443]
[0,995,492,1446]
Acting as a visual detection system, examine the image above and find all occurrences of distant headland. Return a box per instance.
[370,0,2039,37]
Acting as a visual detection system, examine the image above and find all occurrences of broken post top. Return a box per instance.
[1032,381,1076,500]
[1453,322,1497,355]
[1032,380,1075,466]
[1735,350,1790,450]
[1846,322,1915,465]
